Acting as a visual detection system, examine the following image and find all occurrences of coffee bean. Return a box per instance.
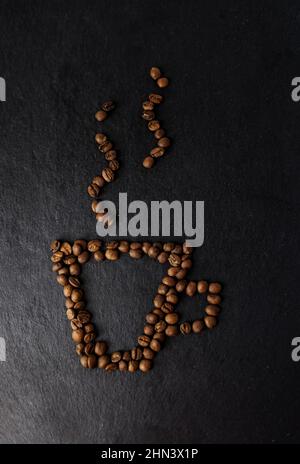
[94,341,107,356]
[57,274,68,286]
[111,351,122,363]
[50,240,61,253]
[157,77,169,88]
[69,263,81,276]
[106,241,119,249]
[80,355,88,368]
[172,244,182,254]
[87,240,101,252]
[142,242,151,254]
[58,267,69,276]
[63,255,76,265]
[84,343,94,356]
[51,251,63,263]
[197,280,208,293]
[155,320,167,332]
[183,243,193,255]
[102,167,115,182]
[65,298,74,309]
[130,242,142,250]
[168,253,181,267]
[146,312,159,324]
[60,242,72,255]
[148,120,160,131]
[95,133,107,145]
[161,302,174,314]
[138,335,151,347]
[94,250,105,261]
[99,141,113,153]
[153,294,165,308]
[150,67,161,80]
[167,267,178,277]
[149,339,161,352]
[150,147,165,158]
[153,332,166,343]
[63,284,73,298]
[209,282,222,294]
[186,281,197,297]
[101,100,115,112]
[52,262,62,272]
[176,280,187,292]
[166,293,179,304]
[149,93,163,104]
[78,251,90,264]
[71,288,84,303]
[143,156,155,168]
[165,313,179,325]
[162,276,176,287]
[105,149,117,161]
[207,294,222,305]
[122,351,131,362]
[77,310,92,324]
[157,252,169,264]
[176,269,187,280]
[84,332,96,344]
[119,360,128,371]
[142,110,155,121]
[93,176,106,188]
[128,360,139,373]
[144,324,155,336]
[158,137,171,148]
[95,110,107,122]
[165,325,178,336]
[143,347,155,360]
[105,363,118,372]
[204,315,217,329]
[181,258,192,269]
[98,355,110,369]
[131,347,143,361]
[88,183,101,198]
[162,242,174,252]
[66,308,76,320]
[157,284,169,295]
[154,128,165,140]
[205,305,220,316]
[180,322,191,335]
[143,100,155,111]
[74,239,87,250]
[139,359,152,372]
[72,329,84,343]
[118,241,129,253]
[74,301,86,310]
[76,343,85,356]
[69,277,80,288]
[153,308,164,319]
[148,246,160,259]
[105,249,119,261]
[109,159,120,171]
[129,248,143,259]
[84,323,94,334]
[192,319,205,333]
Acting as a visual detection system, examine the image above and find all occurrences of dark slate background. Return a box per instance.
[0,0,300,444]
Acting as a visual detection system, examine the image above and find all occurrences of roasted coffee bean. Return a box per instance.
[84,343,94,356]
[78,251,90,264]
[128,360,139,373]
[142,242,151,254]
[172,244,182,254]
[142,110,155,121]
[148,246,160,258]
[74,301,86,310]
[118,360,128,371]
[77,310,92,324]
[176,269,187,280]
[72,329,84,343]
[87,240,101,252]
[163,242,174,252]
[129,248,143,259]
[139,359,152,372]
[94,341,107,356]
[143,347,155,360]
[138,335,151,347]
[105,149,117,161]
[157,137,171,148]
[57,274,68,286]
[207,294,222,305]
[122,351,131,362]
[153,294,165,308]
[99,141,113,153]
[63,284,73,298]
[165,325,178,337]
[209,282,222,294]
[150,67,161,80]
[60,242,72,255]
[149,93,163,104]
[180,322,191,335]
[63,255,76,265]
[153,332,166,342]
[52,262,62,272]
[87,355,98,369]
[58,266,69,275]
[192,319,205,333]
[154,128,165,139]
[84,332,96,344]
[106,241,119,249]
[74,239,87,250]
[105,249,119,260]
[167,267,178,277]
[111,351,122,363]
[105,363,118,372]
[102,167,115,182]
[197,280,208,293]
[131,347,143,361]
[148,120,160,131]
[153,308,164,319]
[118,241,129,253]
[92,176,106,188]
[94,250,105,261]
[205,305,220,316]
[149,339,161,352]
[80,355,89,368]
[186,281,197,297]
[50,240,61,253]
[157,283,169,295]
[166,293,178,304]
[101,100,115,112]
[65,298,74,309]
[157,252,169,264]
[161,302,174,314]
[155,320,167,332]
[95,110,107,122]
[84,323,94,334]
[130,242,142,250]
[95,133,107,145]
[69,277,80,288]
[204,315,217,329]
[181,258,193,270]
[165,313,179,324]
[146,312,159,325]
[157,77,169,88]
[176,280,187,292]
[143,100,155,111]
[66,308,76,320]
[162,276,176,287]
[109,160,120,171]
[98,355,110,369]
[76,343,85,356]
[144,324,155,336]
[150,147,165,158]
[183,243,193,255]
[51,251,63,263]
[143,156,155,168]
[87,183,101,198]
[168,253,181,267]
[71,288,84,303]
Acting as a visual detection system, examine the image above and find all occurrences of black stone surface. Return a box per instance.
[0,0,299,444]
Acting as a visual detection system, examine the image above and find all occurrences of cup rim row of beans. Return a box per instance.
[50,238,223,372]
